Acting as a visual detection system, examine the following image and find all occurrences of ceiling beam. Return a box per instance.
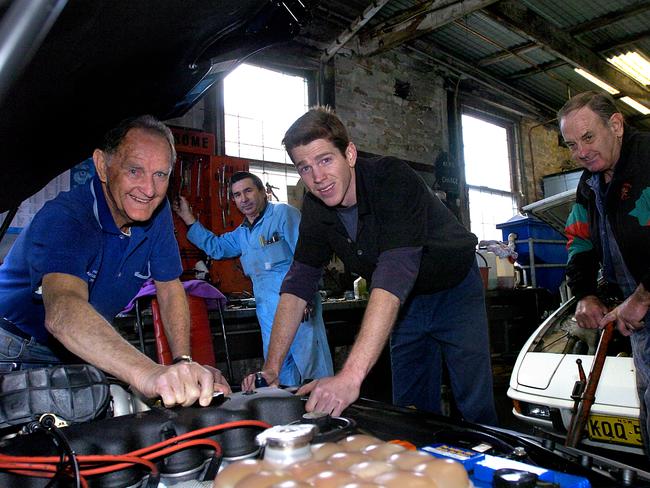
[508,59,566,80]
[321,0,390,63]
[594,29,650,54]
[569,1,650,36]
[357,0,499,57]
[485,0,650,105]
[477,41,540,67]
[407,39,556,119]
[476,3,650,67]
[483,30,650,81]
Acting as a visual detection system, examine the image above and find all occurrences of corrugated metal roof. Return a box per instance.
[521,0,643,29]
[303,0,650,127]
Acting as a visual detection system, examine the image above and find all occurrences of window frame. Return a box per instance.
[212,62,317,204]
[460,106,522,240]
[219,62,316,163]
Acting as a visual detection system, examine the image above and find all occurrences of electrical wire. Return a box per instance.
[43,420,81,488]
[127,419,271,457]
[0,462,89,488]
[76,455,158,477]
[0,419,269,485]
[143,439,222,463]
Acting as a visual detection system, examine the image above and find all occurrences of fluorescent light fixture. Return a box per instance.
[574,68,619,94]
[620,96,650,115]
[608,51,650,86]
[573,65,650,115]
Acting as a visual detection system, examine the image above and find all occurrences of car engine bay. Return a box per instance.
[0,365,648,487]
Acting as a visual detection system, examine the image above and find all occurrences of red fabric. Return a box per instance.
[150,295,216,367]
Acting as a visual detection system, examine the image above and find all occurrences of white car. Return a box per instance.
[507,190,643,455]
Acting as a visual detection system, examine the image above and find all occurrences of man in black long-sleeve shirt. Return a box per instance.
[244,107,497,424]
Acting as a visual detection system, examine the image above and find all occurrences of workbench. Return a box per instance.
[114,288,553,402]
[114,298,376,390]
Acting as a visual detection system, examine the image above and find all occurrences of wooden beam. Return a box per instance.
[508,59,567,80]
[407,40,556,119]
[569,1,650,36]
[480,30,650,70]
[474,4,650,68]
[357,0,499,56]
[321,0,391,63]
[594,29,650,53]
[477,41,540,67]
[485,0,650,105]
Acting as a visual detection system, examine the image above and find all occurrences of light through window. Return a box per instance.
[462,113,517,241]
[224,64,309,164]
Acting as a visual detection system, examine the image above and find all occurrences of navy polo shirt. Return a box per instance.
[0,175,182,344]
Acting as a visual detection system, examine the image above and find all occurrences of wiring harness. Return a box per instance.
[0,417,272,487]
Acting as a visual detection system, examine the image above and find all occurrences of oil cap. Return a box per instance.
[256,424,316,466]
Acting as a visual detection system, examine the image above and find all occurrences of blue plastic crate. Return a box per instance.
[496,215,568,293]
[496,215,567,265]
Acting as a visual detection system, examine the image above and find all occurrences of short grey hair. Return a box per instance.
[101,115,176,164]
[557,91,623,127]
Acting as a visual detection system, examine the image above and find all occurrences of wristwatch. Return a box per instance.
[172,355,193,364]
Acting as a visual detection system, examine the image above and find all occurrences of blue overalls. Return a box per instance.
[187,202,333,386]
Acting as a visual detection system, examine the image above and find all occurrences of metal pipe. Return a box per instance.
[526,117,558,201]
[217,301,234,381]
[0,0,68,106]
[134,299,146,354]
[528,238,536,287]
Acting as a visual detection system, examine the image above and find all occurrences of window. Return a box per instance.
[224,63,309,203]
[461,113,517,241]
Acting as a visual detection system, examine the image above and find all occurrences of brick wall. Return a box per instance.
[334,49,448,168]
[520,119,578,202]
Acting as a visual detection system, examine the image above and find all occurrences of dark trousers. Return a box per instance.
[631,322,650,460]
[390,262,498,425]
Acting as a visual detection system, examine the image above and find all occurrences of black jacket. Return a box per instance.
[566,127,650,299]
[293,156,477,296]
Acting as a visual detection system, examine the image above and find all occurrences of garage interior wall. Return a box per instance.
[167,47,575,214]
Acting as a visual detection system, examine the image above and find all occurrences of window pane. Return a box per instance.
[462,114,512,191]
[468,187,517,241]
[248,163,301,204]
[224,64,308,163]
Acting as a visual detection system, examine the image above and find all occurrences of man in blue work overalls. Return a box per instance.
[174,172,333,386]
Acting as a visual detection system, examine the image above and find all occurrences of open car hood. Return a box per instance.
[521,188,577,236]
[0,0,308,212]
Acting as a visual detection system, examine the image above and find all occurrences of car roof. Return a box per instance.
[0,0,306,212]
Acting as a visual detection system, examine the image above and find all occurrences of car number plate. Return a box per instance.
[587,414,642,447]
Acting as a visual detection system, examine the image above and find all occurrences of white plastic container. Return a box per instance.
[354,277,368,299]
[496,256,515,289]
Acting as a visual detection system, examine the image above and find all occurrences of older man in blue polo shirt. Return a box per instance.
[0,115,230,407]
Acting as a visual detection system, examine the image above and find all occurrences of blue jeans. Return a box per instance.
[631,319,650,460]
[390,262,498,425]
[0,321,64,372]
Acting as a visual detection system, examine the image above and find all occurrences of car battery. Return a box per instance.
[420,443,591,487]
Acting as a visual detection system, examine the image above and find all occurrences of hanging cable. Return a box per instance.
[38,415,81,488]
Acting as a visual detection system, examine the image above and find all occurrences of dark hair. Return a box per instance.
[557,91,622,127]
[101,115,176,163]
[282,106,350,162]
[230,171,264,191]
